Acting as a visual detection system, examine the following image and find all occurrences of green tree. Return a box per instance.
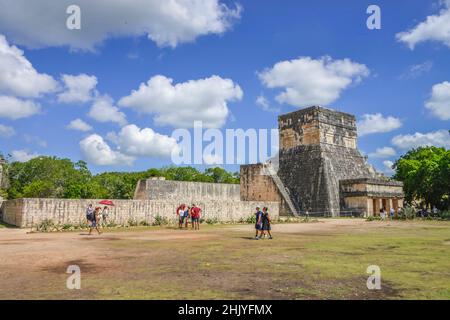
[4,156,240,200]
[160,166,212,182]
[394,147,450,209]
[7,157,101,199]
[204,167,240,184]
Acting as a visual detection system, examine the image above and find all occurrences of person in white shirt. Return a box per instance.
[390,207,395,220]
[177,204,186,229]
[102,206,109,226]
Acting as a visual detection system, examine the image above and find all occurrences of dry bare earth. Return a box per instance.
[0,219,449,300]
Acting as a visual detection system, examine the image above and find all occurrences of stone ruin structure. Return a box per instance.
[240,106,404,217]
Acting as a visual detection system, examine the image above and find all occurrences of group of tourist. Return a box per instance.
[85,204,109,235]
[176,204,202,230]
[254,206,273,239]
[379,207,403,220]
[84,203,272,238]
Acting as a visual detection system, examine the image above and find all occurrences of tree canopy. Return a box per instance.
[393,146,450,210]
[1,156,239,200]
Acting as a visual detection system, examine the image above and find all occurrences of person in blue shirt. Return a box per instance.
[254,207,263,239]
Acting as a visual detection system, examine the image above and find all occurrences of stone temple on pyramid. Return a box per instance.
[240,106,404,217]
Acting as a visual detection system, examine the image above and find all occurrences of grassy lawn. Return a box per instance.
[291,223,450,299]
[0,219,449,299]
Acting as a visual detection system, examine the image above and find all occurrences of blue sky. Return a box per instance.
[0,0,449,175]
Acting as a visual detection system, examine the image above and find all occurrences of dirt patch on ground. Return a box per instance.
[41,259,103,274]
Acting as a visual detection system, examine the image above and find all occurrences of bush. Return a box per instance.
[393,207,416,220]
[205,217,219,225]
[246,215,256,224]
[403,207,416,220]
[62,223,73,230]
[37,219,56,232]
[139,220,150,226]
[127,218,138,227]
[439,211,450,220]
[78,221,89,229]
[366,216,381,222]
[152,215,169,226]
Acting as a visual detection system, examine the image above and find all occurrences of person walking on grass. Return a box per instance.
[191,204,201,230]
[260,207,273,239]
[254,206,263,240]
[86,204,94,225]
[88,207,102,235]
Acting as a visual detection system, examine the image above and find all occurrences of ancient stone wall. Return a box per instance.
[134,179,241,202]
[240,164,280,202]
[0,198,279,228]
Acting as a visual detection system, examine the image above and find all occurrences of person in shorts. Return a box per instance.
[254,207,263,239]
[88,207,102,235]
[86,204,94,225]
[177,204,186,229]
[191,204,201,230]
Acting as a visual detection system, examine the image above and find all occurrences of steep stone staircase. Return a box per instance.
[262,162,300,217]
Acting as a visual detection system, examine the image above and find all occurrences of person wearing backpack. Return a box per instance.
[86,204,94,226]
[88,207,102,235]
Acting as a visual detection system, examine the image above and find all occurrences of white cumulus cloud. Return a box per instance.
[88,95,127,126]
[79,134,134,166]
[10,149,40,162]
[0,96,41,119]
[357,113,402,137]
[0,124,15,138]
[118,75,243,128]
[67,118,93,132]
[256,95,280,112]
[392,130,450,149]
[382,160,395,175]
[258,56,369,107]
[369,147,397,158]
[0,35,57,98]
[396,0,450,49]
[110,124,180,158]
[425,81,450,120]
[0,0,241,50]
[58,74,98,104]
